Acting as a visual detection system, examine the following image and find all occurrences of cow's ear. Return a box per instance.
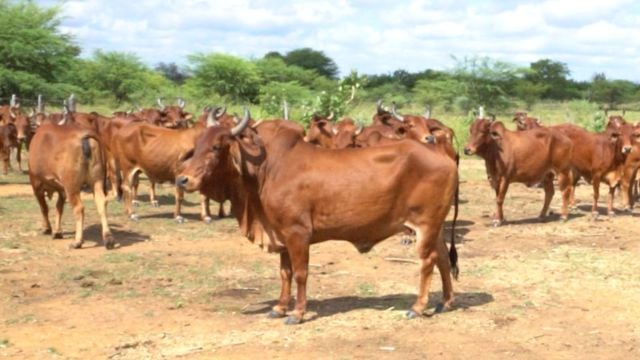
[489,122,505,140]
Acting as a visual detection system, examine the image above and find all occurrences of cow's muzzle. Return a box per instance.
[463,147,474,155]
[622,146,632,154]
[424,135,436,144]
[176,175,189,188]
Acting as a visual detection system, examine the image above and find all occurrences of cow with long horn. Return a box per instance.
[176,107,460,325]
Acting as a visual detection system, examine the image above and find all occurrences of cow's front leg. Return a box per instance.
[283,231,310,325]
[407,225,440,318]
[539,173,555,218]
[174,185,185,223]
[493,177,509,226]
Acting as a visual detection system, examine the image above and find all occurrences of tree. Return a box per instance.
[186,53,260,102]
[76,50,156,103]
[513,80,548,110]
[526,59,573,100]
[589,73,637,109]
[450,56,519,111]
[413,78,465,111]
[155,62,188,84]
[284,48,339,79]
[0,0,81,100]
[254,57,319,88]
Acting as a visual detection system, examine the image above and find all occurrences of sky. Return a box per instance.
[38,0,640,81]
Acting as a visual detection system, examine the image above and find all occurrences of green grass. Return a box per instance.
[4,314,37,326]
[356,282,377,296]
[0,338,9,348]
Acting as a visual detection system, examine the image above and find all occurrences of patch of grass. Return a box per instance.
[116,289,140,299]
[5,314,37,325]
[46,347,61,356]
[102,252,140,263]
[0,338,10,348]
[356,282,377,296]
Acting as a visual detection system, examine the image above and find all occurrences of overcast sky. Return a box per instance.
[39,0,640,81]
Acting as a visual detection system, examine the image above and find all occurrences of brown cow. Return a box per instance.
[464,113,574,225]
[134,98,192,128]
[304,112,335,147]
[112,121,206,222]
[518,116,626,217]
[606,117,640,210]
[177,108,459,324]
[28,123,113,249]
[0,123,17,174]
[513,112,541,131]
[0,95,30,172]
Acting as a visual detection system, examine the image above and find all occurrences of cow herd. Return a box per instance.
[1,94,639,324]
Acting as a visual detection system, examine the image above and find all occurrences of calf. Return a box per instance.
[0,123,17,174]
[28,123,113,249]
[464,115,573,225]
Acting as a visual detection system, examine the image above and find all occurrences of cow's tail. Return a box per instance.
[450,153,460,280]
[81,135,108,195]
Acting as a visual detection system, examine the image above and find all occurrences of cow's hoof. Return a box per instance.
[53,232,63,239]
[590,212,599,221]
[175,216,186,224]
[608,212,616,218]
[491,219,504,227]
[129,214,139,221]
[267,310,286,319]
[434,303,447,313]
[104,234,115,250]
[151,200,159,208]
[560,216,569,223]
[284,316,303,325]
[203,216,213,224]
[132,200,140,207]
[68,242,82,249]
[622,207,632,214]
[42,229,52,235]
[400,237,414,246]
[405,310,421,319]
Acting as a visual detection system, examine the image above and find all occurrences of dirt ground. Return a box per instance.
[1,158,639,359]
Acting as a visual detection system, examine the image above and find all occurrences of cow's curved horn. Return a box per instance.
[391,102,404,122]
[37,94,43,113]
[355,124,364,136]
[10,94,17,107]
[376,99,383,113]
[178,97,186,109]
[478,106,485,119]
[424,104,432,119]
[230,107,251,136]
[215,106,226,118]
[68,94,76,113]
[283,100,289,120]
[206,108,219,127]
[29,108,35,117]
[331,126,339,135]
[327,111,334,121]
[157,97,166,110]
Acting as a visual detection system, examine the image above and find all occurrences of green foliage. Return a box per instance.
[362,82,410,106]
[513,80,548,110]
[451,55,519,112]
[284,48,339,79]
[0,0,80,100]
[254,57,319,88]
[75,50,163,104]
[258,81,311,119]
[413,78,465,111]
[589,73,638,110]
[567,100,604,132]
[187,53,260,102]
[527,59,574,99]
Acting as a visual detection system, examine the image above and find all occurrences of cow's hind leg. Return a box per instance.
[558,170,573,221]
[591,176,601,220]
[200,195,212,223]
[433,233,455,313]
[53,191,66,239]
[67,192,85,249]
[269,251,293,319]
[218,200,226,218]
[539,173,555,219]
[407,225,442,318]
[16,143,22,172]
[93,181,114,249]
[149,181,159,207]
[34,189,52,235]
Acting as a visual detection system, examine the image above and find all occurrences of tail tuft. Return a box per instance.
[81,136,91,160]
